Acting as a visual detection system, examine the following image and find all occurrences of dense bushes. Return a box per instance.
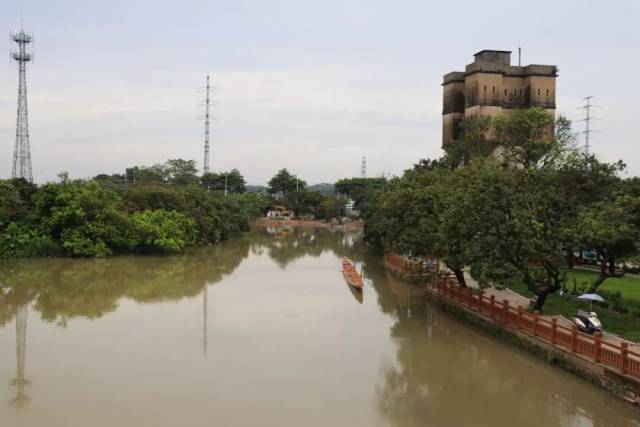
[0,171,266,258]
[128,210,196,253]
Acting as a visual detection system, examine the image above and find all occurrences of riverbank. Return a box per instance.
[384,251,640,405]
[251,218,364,231]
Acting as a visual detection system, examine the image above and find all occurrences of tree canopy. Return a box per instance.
[268,169,306,195]
[0,161,262,258]
[364,107,640,311]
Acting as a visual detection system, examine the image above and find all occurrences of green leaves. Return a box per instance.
[0,171,255,258]
[128,210,196,254]
[201,169,246,194]
[268,169,306,195]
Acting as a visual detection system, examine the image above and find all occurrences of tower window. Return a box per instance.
[484,85,487,93]
[546,89,550,96]
[537,88,540,95]
[492,86,495,93]
[504,89,507,96]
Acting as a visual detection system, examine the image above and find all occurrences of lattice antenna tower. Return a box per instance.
[361,156,367,178]
[578,96,600,155]
[10,25,34,182]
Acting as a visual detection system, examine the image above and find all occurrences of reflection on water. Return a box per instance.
[9,304,29,408]
[0,228,638,427]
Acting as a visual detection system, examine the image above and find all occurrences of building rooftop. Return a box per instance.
[473,49,512,57]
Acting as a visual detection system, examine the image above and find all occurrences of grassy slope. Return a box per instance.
[505,269,640,342]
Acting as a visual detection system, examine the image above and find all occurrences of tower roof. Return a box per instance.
[473,49,512,56]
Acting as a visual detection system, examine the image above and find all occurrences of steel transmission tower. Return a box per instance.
[579,96,599,155]
[11,28,34,182]
[203,75,212,174]
[361,156,367,178]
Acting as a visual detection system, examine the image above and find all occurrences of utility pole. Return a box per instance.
[11,26,34,182]
[224,173,228,196]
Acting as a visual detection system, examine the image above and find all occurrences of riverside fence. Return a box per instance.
[428,273,640,382]
[384,252,436,278]
[385,252,640,383]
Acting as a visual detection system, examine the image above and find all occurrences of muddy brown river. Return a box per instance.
[1,227,639,426]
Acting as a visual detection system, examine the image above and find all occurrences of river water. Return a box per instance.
[0,227,638,427]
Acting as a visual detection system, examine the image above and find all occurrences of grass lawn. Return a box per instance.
[505,269,640,342]
[565,269,640,300]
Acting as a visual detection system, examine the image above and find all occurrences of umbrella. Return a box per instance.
[578,293,605,310]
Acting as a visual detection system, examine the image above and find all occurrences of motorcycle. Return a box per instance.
[574,309,602,335]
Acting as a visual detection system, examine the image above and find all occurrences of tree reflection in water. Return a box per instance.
[0,235,252,326]
[248,226,365,268]
[0,227,364,326]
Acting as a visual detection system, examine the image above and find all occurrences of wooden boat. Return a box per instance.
[342,258,364,289]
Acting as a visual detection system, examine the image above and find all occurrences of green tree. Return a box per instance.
[201,169,246,194]
[284,190,325,216]
[33,181,130,257]
[579,194,640,292]
[125,165,167,183]
[0,181,22,229]
[128,209,196,254]
[317,197,344,221]
[449,160,576,309]
[268,169,306,195]
[443,115,494,166]
[165,159,199,185]
[444,107,572,169]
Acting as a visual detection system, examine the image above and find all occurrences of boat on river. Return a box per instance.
[342,258,364,289]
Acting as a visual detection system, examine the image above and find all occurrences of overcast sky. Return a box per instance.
[1,0,638,184]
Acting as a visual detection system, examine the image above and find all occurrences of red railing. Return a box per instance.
[384,252,640,381]
[384,252,435,278]
[418,267,640,382]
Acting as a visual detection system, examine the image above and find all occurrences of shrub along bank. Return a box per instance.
[0,166,269,257]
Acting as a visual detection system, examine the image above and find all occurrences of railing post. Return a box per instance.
[594,334,602,363]
[533,311,539,337]
[571,324,577,353]
[517,306,523,330]
[551,318,557,345]
[621,342,629,375]
[489,295,495,320]
[502,300,509,324]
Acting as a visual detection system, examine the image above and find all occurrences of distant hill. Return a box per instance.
[247,183,335,195]
[308,183,335,195]
[246,185,269,194]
